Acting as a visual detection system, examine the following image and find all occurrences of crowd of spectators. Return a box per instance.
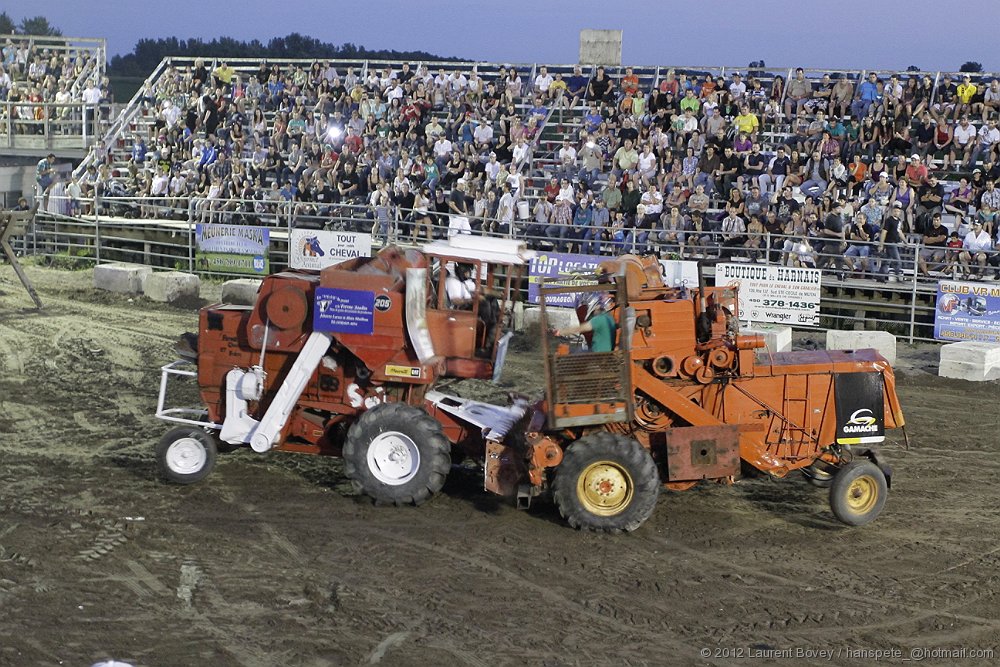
[0,37,106,132]
[42,58,1000,282]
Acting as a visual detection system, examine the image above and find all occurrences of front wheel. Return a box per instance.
[552,432,660,533]
[343,403,451,506]
[156,427,218,484]
[829,460,887,526]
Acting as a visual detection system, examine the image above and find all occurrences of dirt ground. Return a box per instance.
[1,263,999,667]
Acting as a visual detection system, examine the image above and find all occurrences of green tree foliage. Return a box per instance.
[18,16,61,36]
[109,33,459,77]
[0,12,16,35]
[960,61,984,73]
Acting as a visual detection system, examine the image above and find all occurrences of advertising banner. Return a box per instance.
[289,229,373,270]
[527,251,603,306]
[195,224,269,275]
[716,263,821,326]
[934,279,1000,342]
[314,287,375,335]
[528,252,701,307]
[659,259,699,290]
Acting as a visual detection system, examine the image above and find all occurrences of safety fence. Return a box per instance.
[15,195,945,341]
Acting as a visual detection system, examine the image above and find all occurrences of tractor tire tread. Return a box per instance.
[343,403,450,507]
[552,431,660,533]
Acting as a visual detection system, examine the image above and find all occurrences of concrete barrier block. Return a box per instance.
[222,279,262,305]
[826,330,897,365]
[93,263,152,295]
[523,305,579,332]
[743,324,792,353]
[143,271,200,303]
[939,342,1000,381]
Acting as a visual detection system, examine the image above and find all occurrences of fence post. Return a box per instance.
[909,241,920,343]
[286,200,294,271]
[188,198,195,273]
[94,211,101,264]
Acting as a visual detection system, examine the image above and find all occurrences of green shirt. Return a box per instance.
[589,312,616,353]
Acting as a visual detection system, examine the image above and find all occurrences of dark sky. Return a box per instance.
[4,0,995,73]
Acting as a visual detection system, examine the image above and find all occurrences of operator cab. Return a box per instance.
[418,236,535,377]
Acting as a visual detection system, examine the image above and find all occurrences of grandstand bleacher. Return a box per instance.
[7,45,1000,292]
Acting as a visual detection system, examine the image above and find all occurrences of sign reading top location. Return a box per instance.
[528,252,700,307]
[314,287,375,335]
[716,263,821,326]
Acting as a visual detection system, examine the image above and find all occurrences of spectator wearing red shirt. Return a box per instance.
[904,153,928,188]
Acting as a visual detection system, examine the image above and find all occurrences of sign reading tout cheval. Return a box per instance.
[716,263,821,326]
[289,230,372,270]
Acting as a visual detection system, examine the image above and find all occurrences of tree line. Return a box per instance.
[1,12,457,79]
[108,34,459,78]
[0,12,989,77]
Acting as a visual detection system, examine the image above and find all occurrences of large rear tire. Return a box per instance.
[343,403,451,506]
[552,432,660,533]
[156,427,218,484]
[829,459,887,526]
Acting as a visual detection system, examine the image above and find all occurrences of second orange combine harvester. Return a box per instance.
[155,236,905,532]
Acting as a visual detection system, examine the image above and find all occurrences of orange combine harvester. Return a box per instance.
[155,237,905,532]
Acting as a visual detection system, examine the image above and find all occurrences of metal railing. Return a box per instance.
[1,100,114,150]
[15,194,944,341]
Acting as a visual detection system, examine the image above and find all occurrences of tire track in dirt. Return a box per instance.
[659,536,1000,638]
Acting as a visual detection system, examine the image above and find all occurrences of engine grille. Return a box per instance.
[550,351,626,403]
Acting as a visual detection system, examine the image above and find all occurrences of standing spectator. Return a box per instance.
[35,152,56,199]
[914,175,944,234]
[877,202,907,281]
[82,79,102,137]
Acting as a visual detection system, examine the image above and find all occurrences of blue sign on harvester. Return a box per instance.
[314,287,375,335]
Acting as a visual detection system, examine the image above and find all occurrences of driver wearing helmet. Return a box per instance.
[553,293,616,352]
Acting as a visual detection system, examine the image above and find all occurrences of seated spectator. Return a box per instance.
[959,220,993,279]
[917,213,949,277]
[586,66,614,105]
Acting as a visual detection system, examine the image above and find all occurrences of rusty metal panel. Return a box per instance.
[664,425,741,481]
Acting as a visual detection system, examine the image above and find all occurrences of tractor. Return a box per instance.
[155,239,905,532]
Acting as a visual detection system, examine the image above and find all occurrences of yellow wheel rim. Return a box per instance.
[577,460,634,516]
[845,475,879,515]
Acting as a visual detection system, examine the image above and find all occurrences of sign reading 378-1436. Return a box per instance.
[717,264,822,326]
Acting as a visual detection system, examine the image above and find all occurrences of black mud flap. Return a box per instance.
[834,372,886,446]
